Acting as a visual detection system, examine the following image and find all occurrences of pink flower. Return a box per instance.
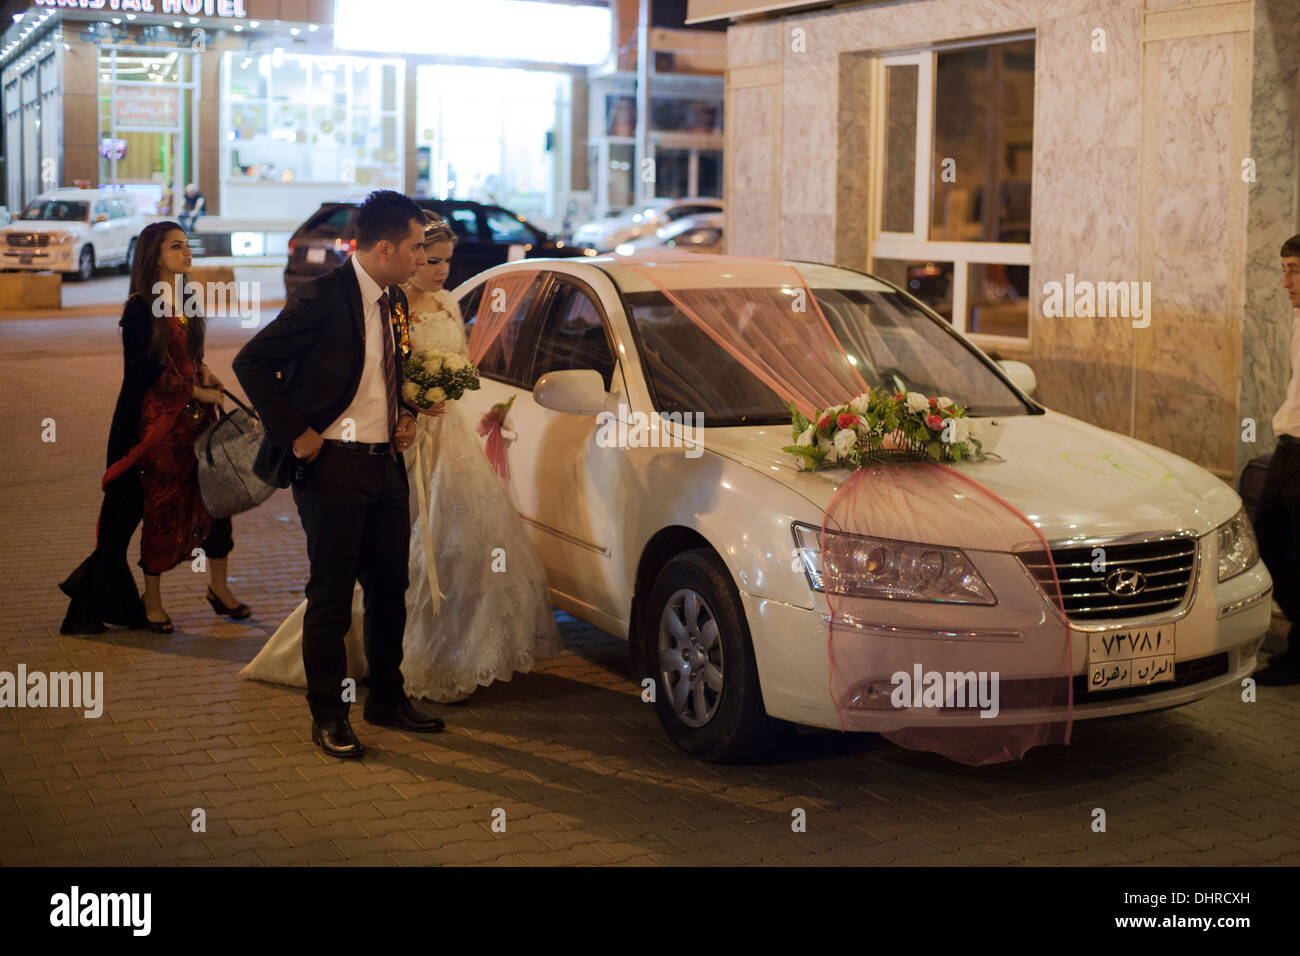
[894,392,904,401]
[837,413,860,429]
[926,413,944,430]
[817,414,832,431]
[929,397,939,409]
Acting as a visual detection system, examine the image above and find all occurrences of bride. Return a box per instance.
[242,212,562,702]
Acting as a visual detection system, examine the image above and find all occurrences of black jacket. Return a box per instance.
[233,260,416,488]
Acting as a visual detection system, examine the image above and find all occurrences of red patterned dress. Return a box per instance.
[105,311,215,574]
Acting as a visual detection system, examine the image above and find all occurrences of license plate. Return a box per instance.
[305,246,326,264]
[1084,625,1175,692]
[17,254,32,265]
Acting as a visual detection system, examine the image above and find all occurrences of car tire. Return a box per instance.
[643,548,787,763]
[120,238,136,274]
[76,246,94,282]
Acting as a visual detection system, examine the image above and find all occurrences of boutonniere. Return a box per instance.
[391,299,411,357]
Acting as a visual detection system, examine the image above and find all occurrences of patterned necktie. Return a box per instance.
[378,291,400,459]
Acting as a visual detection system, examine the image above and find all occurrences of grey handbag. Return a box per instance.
[195,392,277,519]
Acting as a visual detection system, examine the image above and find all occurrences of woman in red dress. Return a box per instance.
[59,222,248,634]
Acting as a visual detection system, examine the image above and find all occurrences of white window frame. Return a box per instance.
[869,35,1035,348]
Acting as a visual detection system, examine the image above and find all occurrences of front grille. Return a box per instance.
[1019,537,1197,622]
[6,233,50,247]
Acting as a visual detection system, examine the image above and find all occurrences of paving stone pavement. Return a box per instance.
[1,312,1297,866]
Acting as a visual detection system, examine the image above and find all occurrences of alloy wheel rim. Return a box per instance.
[658,587,725,728]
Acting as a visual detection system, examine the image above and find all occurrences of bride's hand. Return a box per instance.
[418,401,446,417]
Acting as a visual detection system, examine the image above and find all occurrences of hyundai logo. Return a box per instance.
[1105,568,1147,596]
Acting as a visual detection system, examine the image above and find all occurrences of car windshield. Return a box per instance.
[624,285,1032,426]
[20,200,90,222]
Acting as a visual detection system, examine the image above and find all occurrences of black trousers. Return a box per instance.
[292,444,410,722]
[1255,440,1300,647]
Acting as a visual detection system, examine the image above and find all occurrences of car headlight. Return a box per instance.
[1217,508,1259,582]
[792,522,996,605]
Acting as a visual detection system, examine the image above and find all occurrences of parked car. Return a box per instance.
[449,255,1272,762]
[284,198,596,297]
[0,206,11,227]
[571,197,724,252]
[614,212,724,256]
[0,188,143,280]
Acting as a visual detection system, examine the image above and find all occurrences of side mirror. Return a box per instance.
[533,369,609,416]
[998,359,1037,396]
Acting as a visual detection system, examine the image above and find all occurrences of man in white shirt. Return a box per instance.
[1254,234,1300,685]
[235,190,447,756]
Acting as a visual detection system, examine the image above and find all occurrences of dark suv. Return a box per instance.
[284,198,595,296]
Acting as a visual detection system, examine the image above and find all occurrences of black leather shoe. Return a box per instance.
[363,696,446,733]
[311,719,366,758]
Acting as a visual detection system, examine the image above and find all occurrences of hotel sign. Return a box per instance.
[33,0,248,16]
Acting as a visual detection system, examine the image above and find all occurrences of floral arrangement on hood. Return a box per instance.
[782,387,989,471]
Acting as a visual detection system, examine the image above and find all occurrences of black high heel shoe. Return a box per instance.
[206,587,250,620]
[145,613,173,635]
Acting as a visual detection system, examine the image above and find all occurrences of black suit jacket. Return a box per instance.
[233,260,417,488]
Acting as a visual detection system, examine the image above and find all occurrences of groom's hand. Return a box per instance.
[394,414,417,452]
[293,426,323,461]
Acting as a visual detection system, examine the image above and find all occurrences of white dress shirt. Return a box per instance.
[1273,310,1300,440]
[322,256,394,443]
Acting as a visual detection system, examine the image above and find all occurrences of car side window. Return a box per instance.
[527,278,616,391]
[484,207,536,245]
[444,207,480,240]
[465,275,542,388]
[93,201,109,222]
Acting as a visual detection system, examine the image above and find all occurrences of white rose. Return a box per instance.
[849,393,871,416]
[936,396,953,409]
[818,436,838,464]
[425,386,446,404]
[905,392,929,414]
[401,381,419,402]
[445,355,467,372]
[426,355,445,374]
[832,428,857,458]
[796,425,814,447]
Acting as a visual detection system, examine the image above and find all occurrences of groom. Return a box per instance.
[234,189,446,758]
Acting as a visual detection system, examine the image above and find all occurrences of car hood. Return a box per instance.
[701,410,1239,543]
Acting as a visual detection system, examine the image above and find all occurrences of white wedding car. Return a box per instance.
[452,256,1272,762]
[0,188,143,280]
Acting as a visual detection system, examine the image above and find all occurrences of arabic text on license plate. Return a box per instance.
[18,254,32,265]
[1084,625,1175,692]
[305,246,327,264]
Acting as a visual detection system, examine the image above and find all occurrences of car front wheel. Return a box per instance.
[76,246,94,281]
[644,548,786,762]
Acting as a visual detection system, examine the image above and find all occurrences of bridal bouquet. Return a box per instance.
[401,348,481,409]
[783,387,986,471]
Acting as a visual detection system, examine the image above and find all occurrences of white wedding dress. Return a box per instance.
[240,287,562,702]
